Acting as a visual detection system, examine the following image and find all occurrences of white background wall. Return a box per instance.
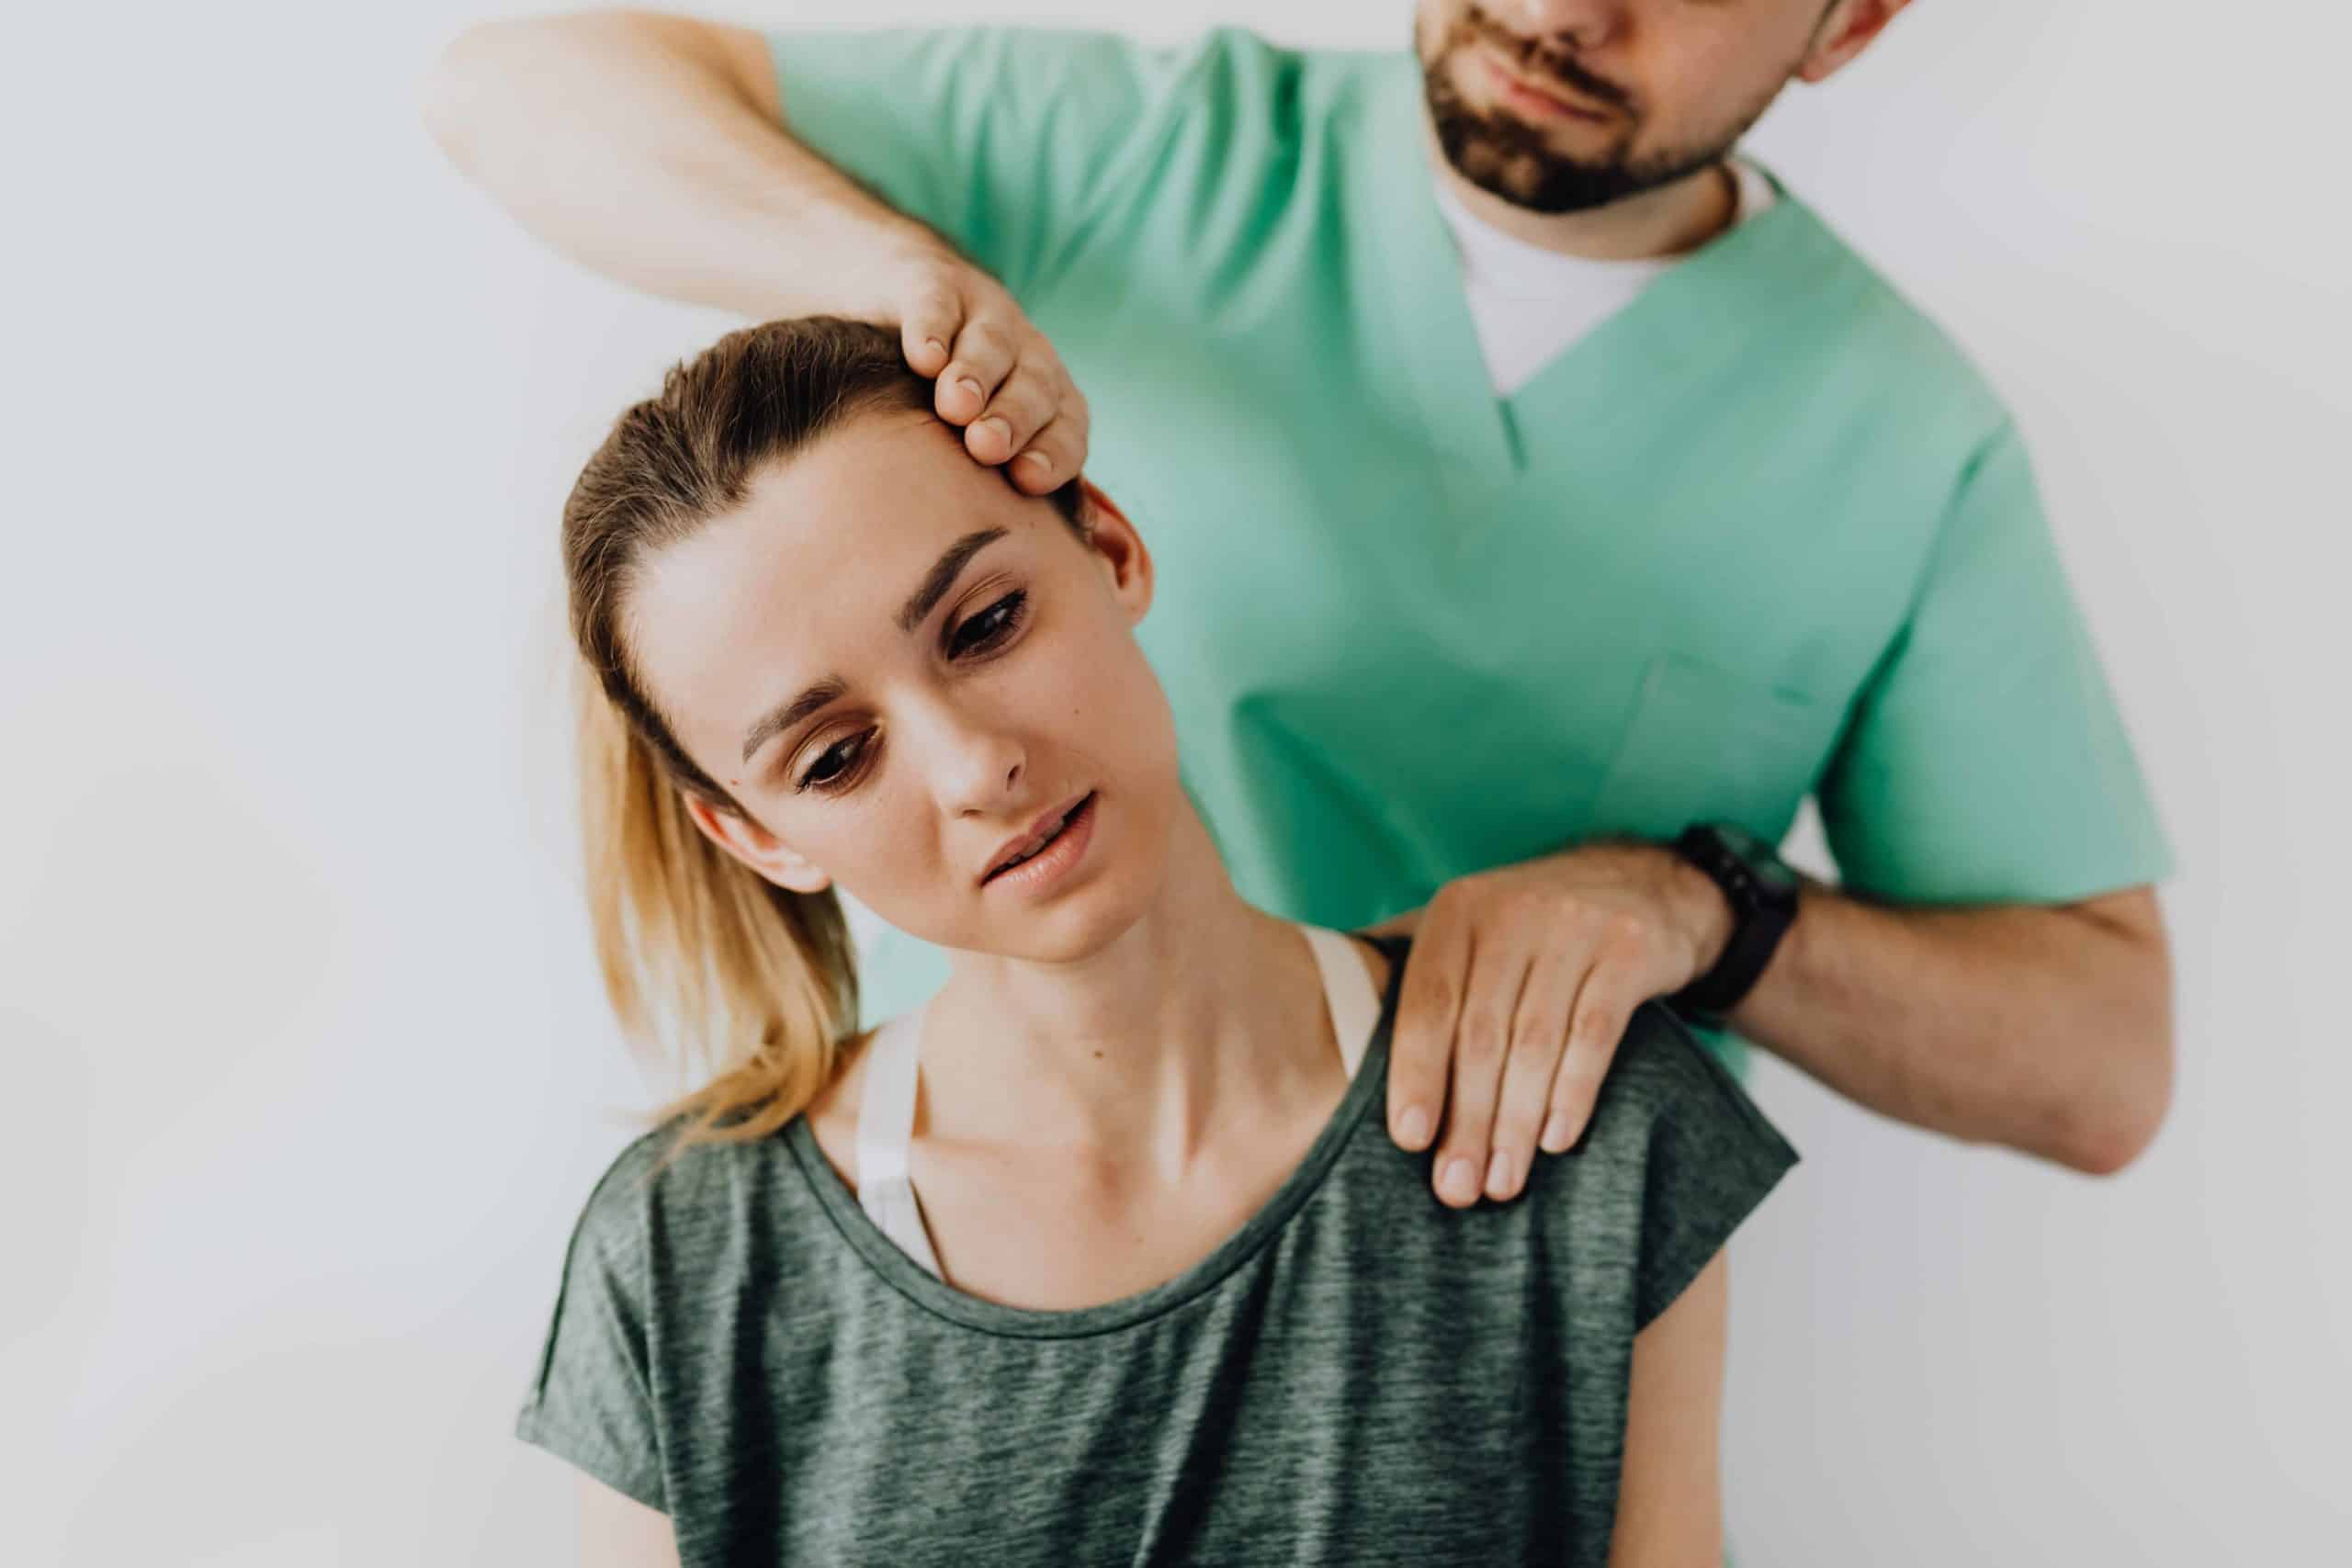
[6,1,2346,1561]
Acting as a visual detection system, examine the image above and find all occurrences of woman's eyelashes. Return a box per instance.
[797,728,872,794]
[946,588,1028,659]
[793,590,1035,795]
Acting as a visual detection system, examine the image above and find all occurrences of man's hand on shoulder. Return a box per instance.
[1374,840,1736,1210]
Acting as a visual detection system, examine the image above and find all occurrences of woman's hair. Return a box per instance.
[562,317,1083,1167]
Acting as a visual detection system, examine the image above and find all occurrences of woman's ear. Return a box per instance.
[682,793,833,895]
[1074,479,1155,624]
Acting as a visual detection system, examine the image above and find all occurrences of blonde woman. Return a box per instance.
[521,317,1794,1566]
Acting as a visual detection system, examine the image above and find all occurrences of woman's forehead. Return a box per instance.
[626,413,1039,755]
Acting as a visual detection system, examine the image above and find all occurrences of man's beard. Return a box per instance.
[1420,7,1781,215]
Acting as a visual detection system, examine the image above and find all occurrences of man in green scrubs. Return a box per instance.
[429,1,2176,1201]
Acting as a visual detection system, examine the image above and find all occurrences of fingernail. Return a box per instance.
[1398,1107,1431,1148]
[1018,450,1052,476]
[1440,1157,1480,1205]
[1485,1149,1513,1198]
[1541,1112,1576,1153]
[923,337,947,360]
[977,416,1009,446]
[957,377,984,402]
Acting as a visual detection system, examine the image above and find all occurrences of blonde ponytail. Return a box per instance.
[573,664,856,1168]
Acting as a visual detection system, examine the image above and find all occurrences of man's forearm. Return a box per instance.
[1724,880,2175,1175]
[423,11,932,320]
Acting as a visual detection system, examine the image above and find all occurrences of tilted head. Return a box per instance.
[563,318,1182,1149]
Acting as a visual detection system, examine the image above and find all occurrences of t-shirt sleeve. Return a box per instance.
[514,1148,667,1512]
[1620,1007,1801,1332]
[767,27,1200,301]
[1815,419,2174,905]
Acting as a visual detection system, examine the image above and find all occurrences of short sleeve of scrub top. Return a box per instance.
[1815,420,2174,904]
[765,28,1199,301]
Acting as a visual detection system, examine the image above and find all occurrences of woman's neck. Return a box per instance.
[918,807,1340,1167]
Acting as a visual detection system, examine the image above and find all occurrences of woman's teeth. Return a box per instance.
[998,801,1079,874]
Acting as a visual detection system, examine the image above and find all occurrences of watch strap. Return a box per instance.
[1669,825,1796,1019]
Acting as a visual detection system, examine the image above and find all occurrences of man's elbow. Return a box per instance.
[2042,895,2176,1177]
[2056,1011,2176,1178]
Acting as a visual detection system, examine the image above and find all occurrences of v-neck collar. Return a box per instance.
[1356,58,1840,483]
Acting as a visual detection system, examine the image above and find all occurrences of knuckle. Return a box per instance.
[956,319,1013,363]
[993,367,1056,421]
[910,285,961,322]
[1509,1015,1566,1059]
[1414,973,1458,1021]
[1455,1013,1506,1065]
[1564,1016,1617,1063]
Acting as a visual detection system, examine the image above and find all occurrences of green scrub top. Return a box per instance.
[769,28,2172,1068]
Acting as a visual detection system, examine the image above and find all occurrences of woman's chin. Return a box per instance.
[956,835,1174,966]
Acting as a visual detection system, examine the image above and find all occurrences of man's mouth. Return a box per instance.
[1478,49,1617,122]
[981,792,1096,884]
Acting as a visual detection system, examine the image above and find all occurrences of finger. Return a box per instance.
[1387,895,1471,1155]
[1009,411,1087,494]
[1544,959,1643,1153]
[899,282,963,378]
[1008,377,1089,491]
[965,358,1060,467]
[934,318,1016,429]
[1485,949,1582,1199]
[1429,934,1532,1210]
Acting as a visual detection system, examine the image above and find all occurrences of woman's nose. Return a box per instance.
[928,716,1027,819]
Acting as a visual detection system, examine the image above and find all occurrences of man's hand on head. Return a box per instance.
[1376,840,1737,1209]
[887,243,1091,494]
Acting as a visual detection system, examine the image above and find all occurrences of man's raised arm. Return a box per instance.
[421,10,1089,489]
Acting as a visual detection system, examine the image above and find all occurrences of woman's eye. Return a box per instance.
[949,590,1027,658]
[797,730,871,794]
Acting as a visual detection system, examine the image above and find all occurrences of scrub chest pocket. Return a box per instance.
[1589,649,1845,844]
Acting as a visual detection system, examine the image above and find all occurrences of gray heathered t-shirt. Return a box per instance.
[517,937,1796,1564]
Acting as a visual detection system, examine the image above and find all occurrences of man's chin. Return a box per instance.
[1441,137,1644,215]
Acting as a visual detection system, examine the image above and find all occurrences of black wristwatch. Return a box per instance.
[1667,823,1801,1021]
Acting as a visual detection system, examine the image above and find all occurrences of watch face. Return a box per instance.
[1710,823,1800,898]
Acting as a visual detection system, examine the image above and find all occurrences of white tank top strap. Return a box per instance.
[853,1009,944,1279]
[852,923,1382,1280]
[1300,924,1383,1078]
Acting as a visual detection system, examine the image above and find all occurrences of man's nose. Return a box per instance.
[1495,0,1626,52]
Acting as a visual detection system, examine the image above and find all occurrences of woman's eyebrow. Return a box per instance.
[897,527,1007,633]
[741,677,846,766]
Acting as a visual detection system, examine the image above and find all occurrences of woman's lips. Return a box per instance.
[981,791,1099,897]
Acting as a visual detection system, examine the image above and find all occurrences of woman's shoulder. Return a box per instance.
[557,1089,846,1276]
[1536,1002,1799,1330]
[1584,1002,1792,1157]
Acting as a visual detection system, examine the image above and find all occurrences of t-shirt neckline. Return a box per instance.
[783,933,1409,1340]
